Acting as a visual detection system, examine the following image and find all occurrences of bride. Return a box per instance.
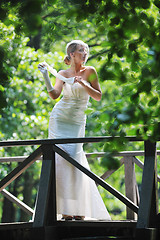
[38,40,111,221]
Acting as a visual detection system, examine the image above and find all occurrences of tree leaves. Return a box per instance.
[1,0,160,221]
[148,97,159,107]
[1,0,160,141]
[101,152,120,170]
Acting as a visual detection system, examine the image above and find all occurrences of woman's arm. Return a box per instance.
[75,67,102,101]
[38,63,64,100]
[49,77,63,100]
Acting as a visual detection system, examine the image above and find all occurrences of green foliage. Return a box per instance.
[1,1,160,140]
[1,0,160,221]
[101,153,120,170]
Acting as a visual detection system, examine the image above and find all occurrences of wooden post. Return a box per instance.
[33,144,56,227]
[136,140,158,229]
[124,156,138,220]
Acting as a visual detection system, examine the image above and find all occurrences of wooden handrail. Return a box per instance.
[0,137,158,227]
[0,136,143,147]
[1,150,160,162]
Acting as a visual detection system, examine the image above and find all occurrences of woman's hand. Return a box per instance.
[74,76,86,86]
[74,68,102,101]
[38,62,48,74]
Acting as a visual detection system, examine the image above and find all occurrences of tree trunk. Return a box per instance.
[1,180,18,223]
[20,170,34,222]
[27,30,42,50]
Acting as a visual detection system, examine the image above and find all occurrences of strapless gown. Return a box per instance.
[49,81,111,220]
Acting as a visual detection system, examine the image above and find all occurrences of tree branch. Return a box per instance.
[88,49,110,61]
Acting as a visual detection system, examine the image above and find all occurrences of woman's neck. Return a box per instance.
[70,63,83,74]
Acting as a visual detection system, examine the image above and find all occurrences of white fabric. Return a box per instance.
[38,64,54,92]
[43,62,75,85]
[38,62,74,92]
[49,81,111,220]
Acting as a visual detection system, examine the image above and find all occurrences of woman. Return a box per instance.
[38,40,111,221]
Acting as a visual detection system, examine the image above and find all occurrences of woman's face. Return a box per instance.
[72,45,88,63]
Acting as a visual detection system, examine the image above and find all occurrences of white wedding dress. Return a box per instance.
[48,81,111,220]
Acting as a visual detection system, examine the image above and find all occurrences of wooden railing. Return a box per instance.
[0,137,159,230]
[87,151,160,221]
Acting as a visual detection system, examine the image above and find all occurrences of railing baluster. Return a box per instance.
[1,189,34,216]
[136,140,158,229]
[124,156,138,220]
[33,144,56,227]
[0,146,42,192]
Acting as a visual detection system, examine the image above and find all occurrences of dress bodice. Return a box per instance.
[63,81,89,100]
[50,82,90,125]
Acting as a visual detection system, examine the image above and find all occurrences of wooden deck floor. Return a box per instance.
[0,220,137,240]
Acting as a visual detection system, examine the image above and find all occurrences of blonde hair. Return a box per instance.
[64,40,89,65]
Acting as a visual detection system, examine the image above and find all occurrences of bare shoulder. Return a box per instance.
[85,66,98,82]
[58,69,72,78]
[58,69,67,76]
[85,66,97,73]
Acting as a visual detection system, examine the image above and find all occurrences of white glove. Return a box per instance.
[38,63,47,74]
[41,62,75,85]
[38,63,54,92]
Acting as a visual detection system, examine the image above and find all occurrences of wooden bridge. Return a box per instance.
[0,136,159,240]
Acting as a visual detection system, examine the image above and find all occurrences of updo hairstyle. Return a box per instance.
[64,40,89,65]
